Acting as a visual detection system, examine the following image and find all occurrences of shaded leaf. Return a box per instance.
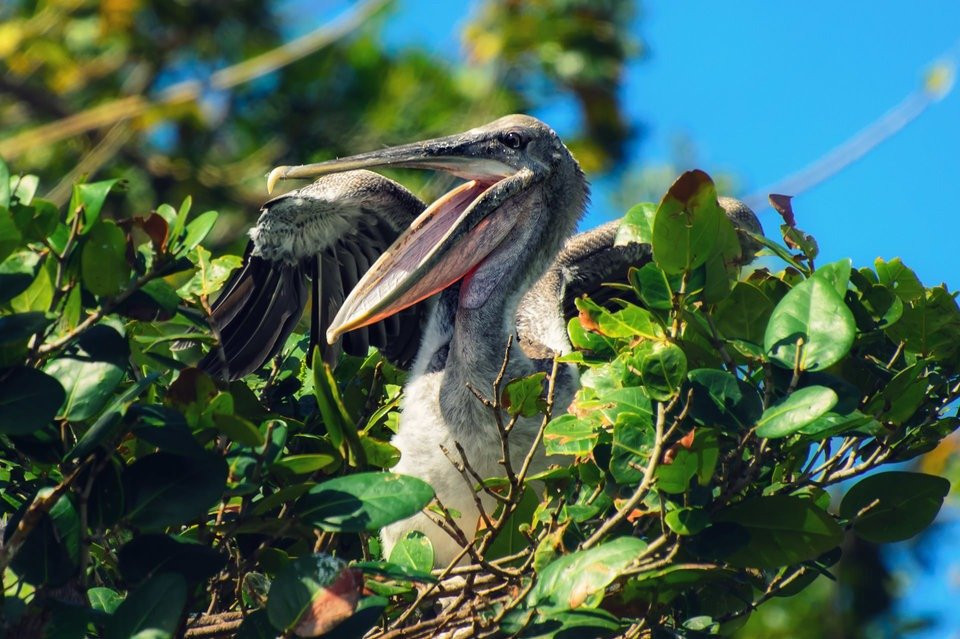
[105,572,186,639]
[0,367,64,435]
[123,452,228,530]
[714,495,842,569]
[839,472,950,543]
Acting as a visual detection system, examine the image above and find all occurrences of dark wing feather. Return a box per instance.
[198,171,428,381]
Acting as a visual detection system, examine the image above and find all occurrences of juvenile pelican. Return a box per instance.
[201,115,762,565]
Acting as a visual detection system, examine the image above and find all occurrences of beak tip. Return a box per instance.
[266,166,289,194]
[325,327,341,346]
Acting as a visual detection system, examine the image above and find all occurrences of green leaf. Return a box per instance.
[68,372,158,459]
[884,286,960,361]
[212,413,264,447]
[764,262,856,371]
[12,199,58,242]
[0,249,40,304]
[45,356,124,422]
[128,404,205,459]
[635,342,686,400]
[503,372,546,417]
[180,210,219,253]
[544,414,598,456]
[652,170,724,274]
[0,367,64,435]
[615,202,656,246]
[655,448,698,494]
[170,196,192,244]
[177,246,242,300]
[839,472,950,543]
[352,560,436,583]
[266,554,360,633]
[875,257,924,302]
[7,490,79,585]
[82,220,131,297]
[609,413,653,483]
[566,316,615,355]
[358,434,401,469]
[272,453,338,477]
[10,174,39,205]
[714,495,843,569]
[0,206,24,264]
[527,537,647,611]
[630,262,672,310]
[105,572,186,639]
[755,386,838,439]
[9,259,53,312]
[798,411,877,439]
[576,297,663,340]
[501,608,621,639]
[713,281,773,345]
[123,452,228,530]
[665,507,710,536]
[88,587,123,615]
[0,159,9,207]
[297,472,434,533]
[486,488,539,560]
[70,179,119,234]
[388,531,435,572]
[814,258,852,297]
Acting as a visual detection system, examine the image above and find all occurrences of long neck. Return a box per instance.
[440,169,586,414]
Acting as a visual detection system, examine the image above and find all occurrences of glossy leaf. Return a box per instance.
[388,531,435,573]
[635,342,686,400]
[764,262,856,371]
[756,386,838,439]
[652,170,724,274]
[70,179,119,233]
[45,356,124,422]
[297,472,434,533]
[180,210,219,253]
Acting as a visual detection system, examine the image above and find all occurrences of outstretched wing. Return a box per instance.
[516,197,762,358]
[198,170,428,380]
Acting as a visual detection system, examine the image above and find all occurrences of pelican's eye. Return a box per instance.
[502,131,526,150]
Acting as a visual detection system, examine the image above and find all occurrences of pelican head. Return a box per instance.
[267,115,588,345]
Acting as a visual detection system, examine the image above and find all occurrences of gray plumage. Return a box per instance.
[200,115,763,566]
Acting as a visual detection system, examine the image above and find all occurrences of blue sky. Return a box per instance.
[283,1,960,633]
[362,1,960,292]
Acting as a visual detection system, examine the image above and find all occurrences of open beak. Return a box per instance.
[266,132,521,345]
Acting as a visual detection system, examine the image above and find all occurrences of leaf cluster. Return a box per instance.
[0,163,957,639]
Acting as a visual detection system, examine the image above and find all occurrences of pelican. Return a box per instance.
[199,115,762,565]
